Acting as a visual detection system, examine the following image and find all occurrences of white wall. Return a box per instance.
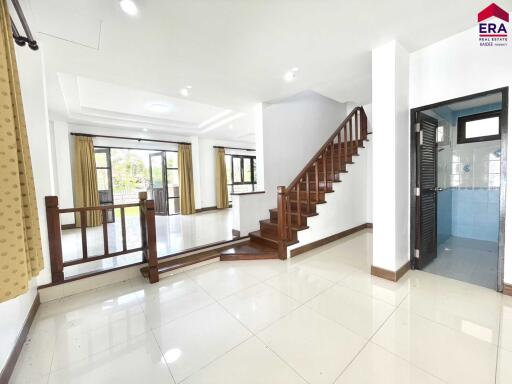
[0,36,52,373]
[409,26,512,284]
[372,41,410,272]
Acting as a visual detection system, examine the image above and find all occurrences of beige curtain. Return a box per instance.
[178,144,196,215]
[74,136,102,227]
[215,148,229,209]
[0,0,44,302]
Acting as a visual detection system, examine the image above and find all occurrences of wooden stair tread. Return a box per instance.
[269,208,318,217]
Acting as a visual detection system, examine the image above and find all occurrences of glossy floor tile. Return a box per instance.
[12,229,512,384]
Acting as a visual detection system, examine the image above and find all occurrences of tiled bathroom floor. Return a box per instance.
[10,230,512,384]
[423,236,498,289]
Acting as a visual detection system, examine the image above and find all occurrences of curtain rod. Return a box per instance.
[70,133,191,146]
[214,145,256,152]
[10,0,38,50]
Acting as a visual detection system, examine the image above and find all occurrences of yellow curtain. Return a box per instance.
[178,144,196,215]
[215,148,229,209]
[74,136,102,227]
[0,0,44,302]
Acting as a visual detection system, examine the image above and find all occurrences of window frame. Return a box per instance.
[226,154,257,194]
[165,150,180,215]
[457,110,501,144]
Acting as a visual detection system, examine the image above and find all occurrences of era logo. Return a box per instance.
[479,23,507,34]
[478,3,509,46]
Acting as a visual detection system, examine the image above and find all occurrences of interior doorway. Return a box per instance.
[411,87,508,291]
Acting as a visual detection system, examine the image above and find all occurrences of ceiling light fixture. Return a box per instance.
[283,67,299,82]
[180,86,191,97]
[142,128,148,132]
[120,0,138,16]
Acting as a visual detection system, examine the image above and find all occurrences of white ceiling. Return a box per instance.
[23,0,500,142]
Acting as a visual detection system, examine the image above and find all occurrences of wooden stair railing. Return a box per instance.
[275,106,368,258]
[220,106,368,261]
[45,191,159,284]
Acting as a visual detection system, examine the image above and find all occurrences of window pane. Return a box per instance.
[167,169,179,197]
[150,156,163,188]
[166,151,178,168]
[168,198,180,214]
[225,155,232,184]
[465,116,499,139]
[436,126,444,143]
[95,151,108,168]
[97,169,109,191]
[233,157,242,183]
[243,158,252,183]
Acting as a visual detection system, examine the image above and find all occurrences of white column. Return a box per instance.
[372,41,410,272]
[253,103,265,191]
[51,121,75,224]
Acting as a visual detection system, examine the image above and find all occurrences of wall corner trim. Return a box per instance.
[0,293,40,384]
[371,261,410,282]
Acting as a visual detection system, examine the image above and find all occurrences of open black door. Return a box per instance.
[149,152,168,215]
[415,113,439,269]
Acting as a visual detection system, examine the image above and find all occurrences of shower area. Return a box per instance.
[420,91,504,289]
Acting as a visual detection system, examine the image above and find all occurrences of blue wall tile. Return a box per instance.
[449,188,499,242]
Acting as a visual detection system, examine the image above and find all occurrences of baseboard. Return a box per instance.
[290,223,372,257]
[371,261,410,282]
[504,283,512,296]
[0,293,40,384]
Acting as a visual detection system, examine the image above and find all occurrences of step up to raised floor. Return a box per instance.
[249,230,299,248]
[219,242,280,260]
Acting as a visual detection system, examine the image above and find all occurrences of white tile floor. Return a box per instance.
[11,229,512,384]
[61,209,234,278]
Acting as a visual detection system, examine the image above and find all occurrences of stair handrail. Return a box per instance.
[285,106,366,193]
[276,106,368,258]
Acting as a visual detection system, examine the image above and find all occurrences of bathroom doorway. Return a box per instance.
[411,88,508,291]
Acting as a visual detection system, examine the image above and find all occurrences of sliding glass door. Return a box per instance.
[94,148,114,222]
[166,151,180,214]
[149,152,168,215]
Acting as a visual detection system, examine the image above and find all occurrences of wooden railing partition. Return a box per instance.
[276,106,368,259]
[45,191,159,284]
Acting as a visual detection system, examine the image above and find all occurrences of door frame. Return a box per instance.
[409,87,509,292]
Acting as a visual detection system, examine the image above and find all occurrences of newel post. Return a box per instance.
[277,186,287,260]
[45,196,64,284]
[144,199,159,284]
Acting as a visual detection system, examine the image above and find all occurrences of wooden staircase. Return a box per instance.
[220,106,368,261]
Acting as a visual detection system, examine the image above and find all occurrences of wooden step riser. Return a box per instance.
[249,233,280,249]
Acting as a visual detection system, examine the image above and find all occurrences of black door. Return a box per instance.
[149,152,168,215]
[415,113,439,269]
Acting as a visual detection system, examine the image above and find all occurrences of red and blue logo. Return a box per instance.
[478,3,509,46]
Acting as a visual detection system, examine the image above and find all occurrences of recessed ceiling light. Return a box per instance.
[284,67,299,82]
[180,88,190,97]
[142,128,148,132]
[145,102,172,113]
[120,0,138,16]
